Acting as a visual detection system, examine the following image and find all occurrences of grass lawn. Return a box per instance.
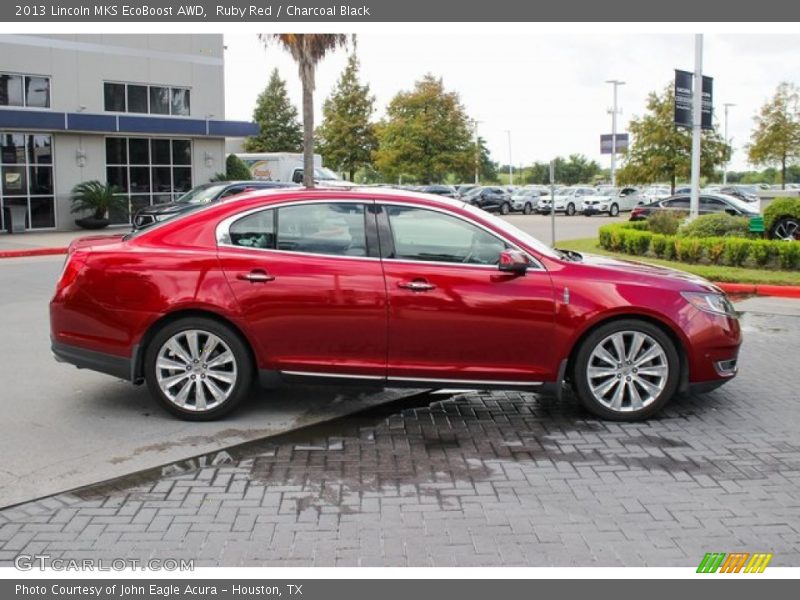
[558,238,800,286]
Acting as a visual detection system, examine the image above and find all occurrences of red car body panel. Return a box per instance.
[50,188,741,393]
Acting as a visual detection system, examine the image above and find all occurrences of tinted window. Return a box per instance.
[700,196,727,212]
[24,76,49,108]
[219,186,245,199]
[149,86,170,115]
[104,83,126,111]
[171,88,190,116]
[0,74,23,106]
[387,205,507,265]
[229,209,276,249]
[127,85,148,113]
[662,197,689,208]
[277,203,367,257]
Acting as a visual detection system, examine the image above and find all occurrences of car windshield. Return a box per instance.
[315,167,340,181]
[463,187,484,199]
[175,183,230,205]
[460,203,560,260]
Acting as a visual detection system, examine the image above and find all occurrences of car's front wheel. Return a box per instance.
[500,202,511,215]
[609,203,620,217]
[771,216,800,241]
[572,319,680,421]
[144,317,253,420]
[523,203,533,215]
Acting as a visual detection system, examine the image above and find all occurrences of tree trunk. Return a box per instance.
[782,154,787,190]
[349,167,355,182]
[671,172,676,195]
[302,76,314,189]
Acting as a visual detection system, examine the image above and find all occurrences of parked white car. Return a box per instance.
[581,187,643,217]
[641,185,671,204]
[537,186,597,216]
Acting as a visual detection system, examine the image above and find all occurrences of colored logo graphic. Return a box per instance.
[697,552,773,573]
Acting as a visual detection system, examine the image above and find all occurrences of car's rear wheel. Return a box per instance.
[566,202,576,216]
[572,319,679,421]
[771,216,800,241]
[609,203,620,217]
[500,202,511,215]
[144,317,253,421]
[523,203,533,215]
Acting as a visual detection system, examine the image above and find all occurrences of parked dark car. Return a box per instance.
[132,181,298,230]
[719,185,760,204]
[464,186,513,214]
[420,184,458,198]
[630,194,761,221]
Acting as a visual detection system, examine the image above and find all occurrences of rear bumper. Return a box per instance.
[52,340,132,381]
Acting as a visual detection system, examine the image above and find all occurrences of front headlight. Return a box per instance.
[681,291,737,317]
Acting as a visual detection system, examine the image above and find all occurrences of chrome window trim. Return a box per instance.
[378,200,545,271]
[215,196,546,271]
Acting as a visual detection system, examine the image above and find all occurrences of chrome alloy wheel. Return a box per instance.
[586,331,669,412]
[155,329,238,412]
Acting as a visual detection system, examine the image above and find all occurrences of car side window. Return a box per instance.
[219,186,245,199]
[663,197,689,208]
[385,205,508,265]
[229,209,276,249]
[277,202,368,257]
[700,196,726,212]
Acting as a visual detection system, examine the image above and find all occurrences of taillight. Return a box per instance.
[55,252,87,295]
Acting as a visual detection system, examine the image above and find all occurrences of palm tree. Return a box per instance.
[259,34,350,187]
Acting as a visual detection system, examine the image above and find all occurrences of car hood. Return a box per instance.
[575,252,719,292]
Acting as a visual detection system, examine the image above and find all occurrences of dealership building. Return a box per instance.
[0,34,258,230]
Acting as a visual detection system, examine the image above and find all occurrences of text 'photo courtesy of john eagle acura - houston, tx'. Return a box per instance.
[50,187,741,421]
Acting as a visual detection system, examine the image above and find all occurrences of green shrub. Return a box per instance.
[723,238,752,266]
[764,197,800,234]
[675,237,703,263]
[651,234,667,258]
[211,154,252,182]
[647,211,684,235]
[750,240,775,267]
[663,237,677,260]
[623,230,651,255]
[702,237,727,264]
[678,213,751,238]
[777,243,800,269]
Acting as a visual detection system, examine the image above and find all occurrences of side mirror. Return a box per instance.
[498,249,529,275]
[292,171,304,184]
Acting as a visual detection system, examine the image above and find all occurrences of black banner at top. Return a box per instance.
[674,69,714,131]
[1,0,799,22]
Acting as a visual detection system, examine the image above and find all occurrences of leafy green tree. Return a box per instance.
[747,82,800,189]
[525,162,552,185]
[558,154,602,185]
[616,85,729,193]
[244,68,303,153]
[374,74,474,184]
[316,52,377,181]
[477,137,499,183]
[260,34,350,187]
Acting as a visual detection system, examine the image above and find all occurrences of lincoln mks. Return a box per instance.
[50,188,741,421]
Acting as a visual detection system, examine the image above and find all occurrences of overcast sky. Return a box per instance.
[223,33,800,172]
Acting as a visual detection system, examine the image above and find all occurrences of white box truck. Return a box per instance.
[234,152,348,186]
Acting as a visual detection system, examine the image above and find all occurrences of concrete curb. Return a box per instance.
[716,282,800,299]
[0,247,68,259]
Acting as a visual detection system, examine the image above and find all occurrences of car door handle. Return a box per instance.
[397,280,435,292]
[237,270,275,283]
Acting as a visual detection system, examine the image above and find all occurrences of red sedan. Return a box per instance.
[50,188,741,421]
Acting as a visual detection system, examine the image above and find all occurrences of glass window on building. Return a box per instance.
[0,133,55,230]
[106,137,193,225]
[104,82,191,116]
[0,73,50,108]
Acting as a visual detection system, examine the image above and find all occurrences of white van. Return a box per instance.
[234,152,348,186]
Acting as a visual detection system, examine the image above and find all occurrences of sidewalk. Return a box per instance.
[0,229,121,256]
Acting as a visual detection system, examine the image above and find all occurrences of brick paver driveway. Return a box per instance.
[1,310,798,567]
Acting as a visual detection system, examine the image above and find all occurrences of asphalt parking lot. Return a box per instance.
[0,297,798,566]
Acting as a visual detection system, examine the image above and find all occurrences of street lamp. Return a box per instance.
[505,130,513,186]
[722,103,736,185]
[605,80,626,186]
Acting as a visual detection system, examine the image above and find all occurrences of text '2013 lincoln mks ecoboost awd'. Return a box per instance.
[50,188,741,421]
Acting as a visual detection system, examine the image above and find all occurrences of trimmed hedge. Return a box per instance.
[677,213,751,238]
[598,222,800,270]
[764,197,800,234]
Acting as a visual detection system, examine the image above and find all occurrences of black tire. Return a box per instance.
[144,317,254,421]
[770,216,800,241]
[609,203,620,217]
[566,202,576,216]
[500,202,510,215]
[572,319,680,421]
[523,203,533,215]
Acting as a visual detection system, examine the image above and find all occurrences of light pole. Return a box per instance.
[689,34,703,220]
[722,103,735,185]
[471,119,481,185]
[605,80,625,186]
[505,130,513,186]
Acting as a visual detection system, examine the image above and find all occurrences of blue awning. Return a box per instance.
[0,109,258,137]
